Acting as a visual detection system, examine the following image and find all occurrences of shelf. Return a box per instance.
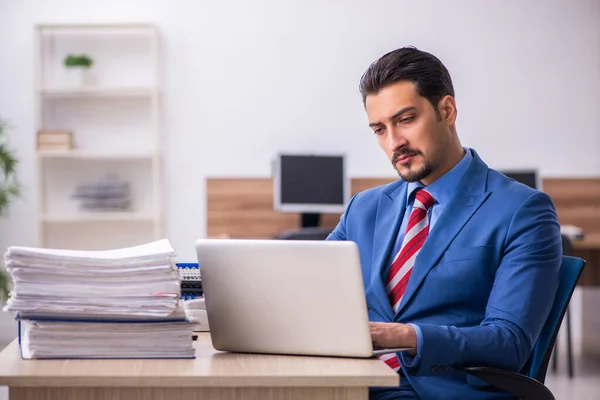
[40,86,155,98]
[42,212,155,223]
[35,23,162,248]
[37,149,155,161]
[37,23,156,30]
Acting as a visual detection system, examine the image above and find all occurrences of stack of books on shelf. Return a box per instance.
[36,129,73,152]
[2,239,196,359]
[71,173,131,212]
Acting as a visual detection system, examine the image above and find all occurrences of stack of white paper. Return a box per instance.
[4,239,182,319]
[19,319,195,359]
[2,239,196,359]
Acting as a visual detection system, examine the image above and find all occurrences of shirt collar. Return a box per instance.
[406,147,473,207]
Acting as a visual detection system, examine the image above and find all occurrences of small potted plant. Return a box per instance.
[0,118,20,303]
[63,53,94,86]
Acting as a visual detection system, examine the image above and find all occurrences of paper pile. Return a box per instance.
[2,239,196,359]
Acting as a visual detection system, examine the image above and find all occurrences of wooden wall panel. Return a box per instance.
[206,178,394,238]
[206,179,299,239]
[206,177,600,239]
[542,178,600,234]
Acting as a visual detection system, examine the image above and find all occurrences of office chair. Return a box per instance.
[552,235,575,378]
[460,255,585,400]
[273,227,333,240]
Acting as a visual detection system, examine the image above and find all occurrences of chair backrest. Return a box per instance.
[524,255,585,382]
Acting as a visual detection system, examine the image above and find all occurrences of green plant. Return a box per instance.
[64,54,94,68]
[0,269,8,303]
[0,118,20,303]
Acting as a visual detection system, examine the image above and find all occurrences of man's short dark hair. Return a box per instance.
[359,46,455,116]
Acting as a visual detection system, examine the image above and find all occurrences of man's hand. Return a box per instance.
[370,322,418,356]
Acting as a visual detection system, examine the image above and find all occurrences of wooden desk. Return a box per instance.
[572,234,600,250]
[571,234,600,359]
[572,234,600,286]
[0,333,399,400]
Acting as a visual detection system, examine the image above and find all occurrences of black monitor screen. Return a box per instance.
[501,171,538,189]
[280,155,345,205]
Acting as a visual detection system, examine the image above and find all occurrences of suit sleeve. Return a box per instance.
[402,191,562,375]
[326,193,360,241]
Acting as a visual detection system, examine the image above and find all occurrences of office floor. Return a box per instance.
[0,342,598,399]
[545,353,600,398]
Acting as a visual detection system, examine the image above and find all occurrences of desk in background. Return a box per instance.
[572,234,600,286]
[207,177,600,241]
[0,333,399,400]
[206,176,600,286]
[571,234,600,360]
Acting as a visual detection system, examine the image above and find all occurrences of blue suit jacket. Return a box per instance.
[327,149,562,399]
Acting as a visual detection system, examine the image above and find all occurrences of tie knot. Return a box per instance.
[414,189,435,211]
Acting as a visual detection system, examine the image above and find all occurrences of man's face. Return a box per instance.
[365,81,452,183]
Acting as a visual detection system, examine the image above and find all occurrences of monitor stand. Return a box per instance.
[301,213,321,228]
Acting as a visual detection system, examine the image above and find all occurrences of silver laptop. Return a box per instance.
[195,239,411,358]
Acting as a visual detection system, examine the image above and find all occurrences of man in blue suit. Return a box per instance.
[327,47,562,399]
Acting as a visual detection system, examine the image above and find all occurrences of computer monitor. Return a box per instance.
[273,154,350,228]
[500,169,541,190]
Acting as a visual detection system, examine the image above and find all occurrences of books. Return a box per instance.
[71,174,131,212]
[36,129,73,151]
[2,239,196,359]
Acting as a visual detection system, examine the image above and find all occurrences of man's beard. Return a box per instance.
[395,161,434,182]
[391,149,434,182]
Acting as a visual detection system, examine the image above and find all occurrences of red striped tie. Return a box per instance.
[380,189,435,371]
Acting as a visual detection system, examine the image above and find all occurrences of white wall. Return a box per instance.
[0,0,598,343]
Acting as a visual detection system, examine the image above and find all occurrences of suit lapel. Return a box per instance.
[394,150,492,317]
[369,182,407,321]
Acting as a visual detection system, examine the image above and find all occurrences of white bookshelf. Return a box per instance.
[34,23,163,250]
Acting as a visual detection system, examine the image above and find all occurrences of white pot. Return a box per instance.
[64,67,90,87]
